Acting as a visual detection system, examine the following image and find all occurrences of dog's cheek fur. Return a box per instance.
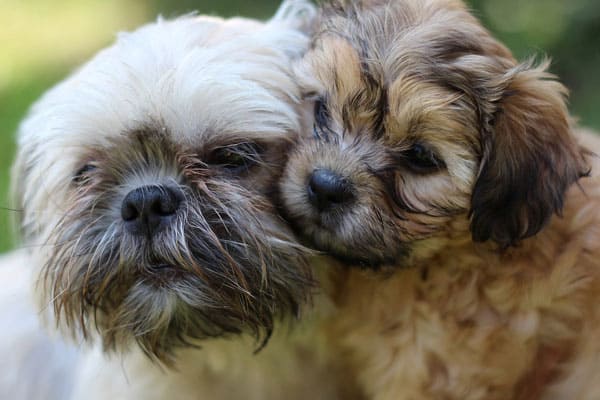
[39,142,316,363]
[470,63,590,247]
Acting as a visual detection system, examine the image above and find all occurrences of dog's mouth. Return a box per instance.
[299,201,346,233]
[295,215,409,269]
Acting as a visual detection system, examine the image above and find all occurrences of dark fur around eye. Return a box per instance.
[313,98,333,140]
[72,164,97,184]
[314,98,330,126]
[402,143,445,174]
[209,142,263,173]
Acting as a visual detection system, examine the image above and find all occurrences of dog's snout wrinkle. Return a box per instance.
[307,169,354,211]
[121,185,182,236]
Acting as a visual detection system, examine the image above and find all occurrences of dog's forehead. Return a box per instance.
[116,18,299,143]
[306,1,498,144]
[20,15,302,155]
[306,34,425,142]
[307,37,363,100]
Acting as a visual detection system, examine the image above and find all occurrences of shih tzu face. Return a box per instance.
[13,1,315,363]
[281,0,588,268]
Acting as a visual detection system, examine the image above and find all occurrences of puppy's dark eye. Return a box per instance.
[403,143,445,173]
[313,97,332,140]
[210,143,262,173]
[314,98,329,126]
[73,164,97,184]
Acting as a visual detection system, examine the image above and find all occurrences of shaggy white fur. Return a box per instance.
[0,2,352,399]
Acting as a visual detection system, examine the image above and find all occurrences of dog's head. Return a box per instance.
[13,1,315,362]
[281,0,589,268]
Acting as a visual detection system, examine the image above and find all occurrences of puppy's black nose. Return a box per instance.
[121,185,182,236]
[307,169,354,211]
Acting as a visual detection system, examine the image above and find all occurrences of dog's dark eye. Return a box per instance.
[404,143,445,173]
[314,98,329,126]
[73,164,97,184]
[210,143,262,173]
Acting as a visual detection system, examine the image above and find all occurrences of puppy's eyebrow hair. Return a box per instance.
[351,25,390,138]
[370,81,388,140]
[358,55,389,140]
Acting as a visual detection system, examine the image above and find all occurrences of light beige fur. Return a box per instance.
[0,1,360,398]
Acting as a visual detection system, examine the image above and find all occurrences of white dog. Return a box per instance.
[0,2,353,399]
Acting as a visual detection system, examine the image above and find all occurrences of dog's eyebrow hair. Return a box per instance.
[372,84,388,140]
[358,53,389,140]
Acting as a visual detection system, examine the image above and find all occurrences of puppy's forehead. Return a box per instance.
[306,0,506,143]
[307,37,363,101]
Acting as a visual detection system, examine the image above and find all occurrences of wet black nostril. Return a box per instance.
[307,169,354,211]
[121,185,182,236]
[151,190,180,216]
[121,202,139,222]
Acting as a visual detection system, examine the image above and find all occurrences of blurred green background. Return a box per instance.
[1,0,599,252]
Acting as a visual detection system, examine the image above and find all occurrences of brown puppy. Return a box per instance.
[281,1,600,398]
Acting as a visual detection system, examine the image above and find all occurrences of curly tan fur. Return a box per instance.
[281,0,600,398]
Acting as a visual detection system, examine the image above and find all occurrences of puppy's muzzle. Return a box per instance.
[307,168,354,211]
[121,185,183,237]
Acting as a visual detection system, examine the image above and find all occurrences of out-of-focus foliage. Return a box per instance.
[468,0,600,129]
[0,0,598,252]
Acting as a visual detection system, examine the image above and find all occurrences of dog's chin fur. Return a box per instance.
[11,1,319,366]
[281,0,600,398]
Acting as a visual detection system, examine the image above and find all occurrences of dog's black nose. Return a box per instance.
[121,185,182,236]
[307,169,354,211]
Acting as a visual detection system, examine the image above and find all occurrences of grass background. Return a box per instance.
[1,0,599,252]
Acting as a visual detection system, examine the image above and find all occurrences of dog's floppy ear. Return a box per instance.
[470,61,589,247]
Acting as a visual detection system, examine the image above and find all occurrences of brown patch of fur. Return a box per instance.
[281,0,600,398]
[514,342,573,400]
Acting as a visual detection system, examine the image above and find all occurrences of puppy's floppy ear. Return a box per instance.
[470,61,590,247]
